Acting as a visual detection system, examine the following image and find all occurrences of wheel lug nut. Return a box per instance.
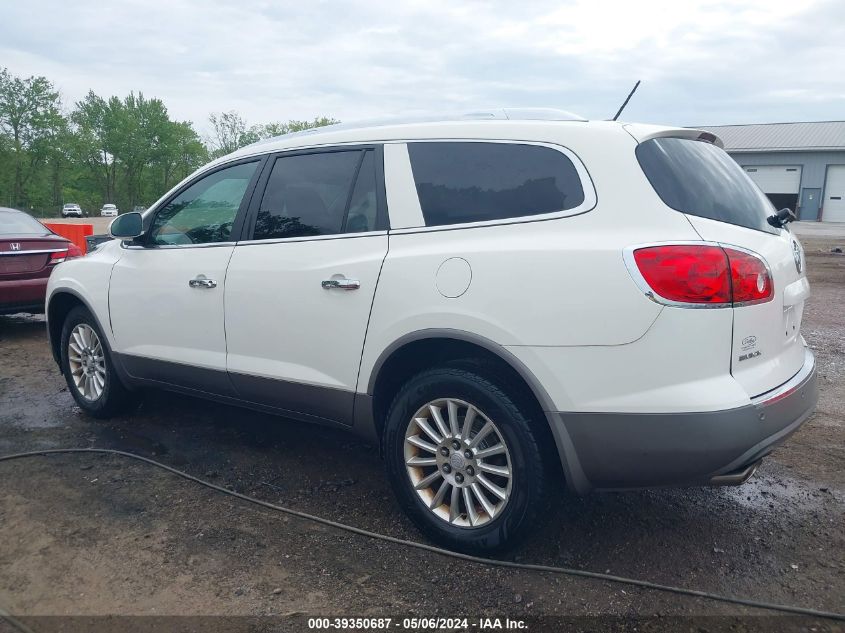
[443,464,451,474]
[452,440,461,450]
[464,449,473,459]
[455,473,464,484]
[440,446,449,457]
[466,466,475,476]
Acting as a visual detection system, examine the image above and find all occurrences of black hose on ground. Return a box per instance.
[0,447,842,622]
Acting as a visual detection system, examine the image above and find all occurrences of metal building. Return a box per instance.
[700,121,845,222]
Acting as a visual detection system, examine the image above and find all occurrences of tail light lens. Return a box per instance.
[49,243,84,265]
[66,243,84,259]
[630,244,772,307]
[724,247,772,304]
[633,245,730,304]
[49,250,68,264]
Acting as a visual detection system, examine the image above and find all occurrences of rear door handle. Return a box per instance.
[189,275,217,289]
[322,278,360,290]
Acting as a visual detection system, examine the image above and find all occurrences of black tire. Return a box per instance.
[383,364,548,553]
[60,305,136,418]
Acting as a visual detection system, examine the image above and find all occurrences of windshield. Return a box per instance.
[0,210,48,235]
[636,137,778,234]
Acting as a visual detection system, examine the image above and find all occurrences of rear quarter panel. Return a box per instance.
[359,124,704,398]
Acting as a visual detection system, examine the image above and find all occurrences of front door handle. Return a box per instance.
[322,278,360,290]
[189,275,217,289]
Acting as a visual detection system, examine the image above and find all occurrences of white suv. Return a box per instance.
[61,203,83,218]
[45,110,818,551]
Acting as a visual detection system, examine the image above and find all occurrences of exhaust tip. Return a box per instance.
[709,460,762,486]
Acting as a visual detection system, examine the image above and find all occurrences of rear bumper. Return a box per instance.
[549,347,818,493]
[0,276,49,314]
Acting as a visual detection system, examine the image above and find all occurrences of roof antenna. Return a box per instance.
[612,80,641,121]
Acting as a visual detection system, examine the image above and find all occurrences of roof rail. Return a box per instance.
[244,108,587,148]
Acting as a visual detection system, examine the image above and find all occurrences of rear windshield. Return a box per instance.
[636,137,777,234]
[0,211,47,235]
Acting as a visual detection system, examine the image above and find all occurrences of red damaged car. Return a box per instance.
[0,207,83,315]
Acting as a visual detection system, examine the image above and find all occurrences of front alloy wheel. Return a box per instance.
[60,305,135,418]
[405,398,512,527]
[67,323,107,401]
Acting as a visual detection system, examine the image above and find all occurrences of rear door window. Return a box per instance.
[253,149,378,240]
[636,137,777,234]
[407,142,585,227]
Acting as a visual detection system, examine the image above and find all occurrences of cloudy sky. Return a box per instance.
[2,0,843,132]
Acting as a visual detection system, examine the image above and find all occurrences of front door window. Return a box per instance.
[149,161,259,245]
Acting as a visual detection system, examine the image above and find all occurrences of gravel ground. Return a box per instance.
[0,232,843,632]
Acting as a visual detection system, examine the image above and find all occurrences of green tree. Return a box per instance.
[210,112,339,157]
[152,120,207,194]
[71,91,121,205]
[111,92,171,207]
[0,66,337,217]
[207,110,247,158]
[241,116,339,145]
[0,67,65,208]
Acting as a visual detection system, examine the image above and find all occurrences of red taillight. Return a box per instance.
[724,247,772,304]
[66,243,84,259]
[49,243,84,265]
[631,244,772,306]
[633,245,731,304]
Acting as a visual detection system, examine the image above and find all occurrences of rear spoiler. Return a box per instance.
[621,123,725,149]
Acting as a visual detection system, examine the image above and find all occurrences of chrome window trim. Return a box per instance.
[235,230,388,247]
[622,240,774,309]
[121,241,237,251]
[124,230,390,249]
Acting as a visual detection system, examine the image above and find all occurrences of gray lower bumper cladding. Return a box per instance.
[549,348,818,492]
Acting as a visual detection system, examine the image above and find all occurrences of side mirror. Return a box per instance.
[767,207,797,229]
[109,212,144,239]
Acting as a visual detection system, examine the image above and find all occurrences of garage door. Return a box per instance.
[743,165,801,212]
[743,165,802,193]
[823,165,845,223]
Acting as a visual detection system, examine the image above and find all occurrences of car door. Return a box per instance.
[109,158,263,393]
[224,146,389,425]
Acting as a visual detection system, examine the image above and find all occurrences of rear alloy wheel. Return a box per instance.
[405,398,512,527]
[384,365,547,552]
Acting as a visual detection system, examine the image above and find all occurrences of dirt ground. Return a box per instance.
[0,229,843,631]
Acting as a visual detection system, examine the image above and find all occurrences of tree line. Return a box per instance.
[0,67,336,217]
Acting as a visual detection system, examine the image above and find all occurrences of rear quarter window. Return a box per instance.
[636,137,777,234]
[407,142,585,227]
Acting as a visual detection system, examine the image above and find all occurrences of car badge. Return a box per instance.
[10,242,21,251]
